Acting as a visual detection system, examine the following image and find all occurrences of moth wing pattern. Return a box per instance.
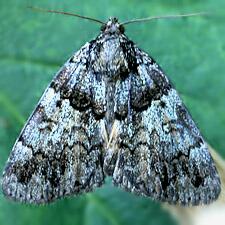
[109,47,221,206]
[2,43,106,204]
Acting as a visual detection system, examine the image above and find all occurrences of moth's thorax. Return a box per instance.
[91,18,129,79]
[92,36,128,79]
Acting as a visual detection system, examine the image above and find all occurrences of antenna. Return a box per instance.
[28,6,105,25]
[121,12,208,25]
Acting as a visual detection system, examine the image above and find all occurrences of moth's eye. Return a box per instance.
[113,17,118,23]
[119,25,125,34]
[101,24,106,32]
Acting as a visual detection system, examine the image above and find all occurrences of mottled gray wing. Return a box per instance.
[2,43,106,204]
[106,48,221,206]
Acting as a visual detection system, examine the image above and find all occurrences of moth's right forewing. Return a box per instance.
[2,43,106,204]
[110,47,221,206]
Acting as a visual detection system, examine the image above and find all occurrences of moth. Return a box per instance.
[2,9,221,206]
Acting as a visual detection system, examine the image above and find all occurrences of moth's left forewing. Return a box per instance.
[2,43,106,204]
[111,46,221,206]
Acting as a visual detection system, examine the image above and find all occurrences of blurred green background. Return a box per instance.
[0,0,225,225]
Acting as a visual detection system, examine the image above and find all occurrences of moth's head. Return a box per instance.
[101,17,125,34]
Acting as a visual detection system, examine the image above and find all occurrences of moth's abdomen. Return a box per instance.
[114,79,130,119]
